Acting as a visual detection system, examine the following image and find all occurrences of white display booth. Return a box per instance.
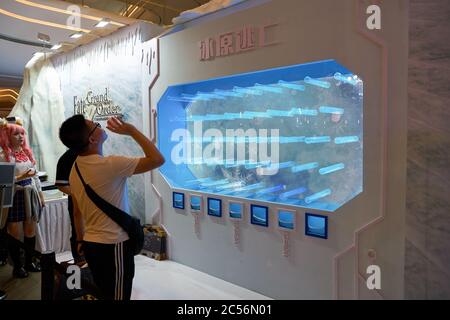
[11,0,408,299]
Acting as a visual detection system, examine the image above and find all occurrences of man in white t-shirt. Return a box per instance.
[59,115,165,300]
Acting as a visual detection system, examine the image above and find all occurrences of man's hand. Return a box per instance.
[106,115,165,174]
[106,116,136,136]
[77,241,84,256]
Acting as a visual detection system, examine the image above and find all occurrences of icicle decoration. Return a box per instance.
[283,231,290,257]
[51,24,150,80]
[194,214,200,236]
[233,220,240,246]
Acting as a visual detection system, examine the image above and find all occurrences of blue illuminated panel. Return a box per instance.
[251,205,269,227]
[229,202,243,220]
[173,192,185,209]
[190,195,202,212]
[207,198,222,217]
[278,210,295,230]
[305,213,328,239]
[158,60,363,212]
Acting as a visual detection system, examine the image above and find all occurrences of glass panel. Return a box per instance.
[158,60,363,212]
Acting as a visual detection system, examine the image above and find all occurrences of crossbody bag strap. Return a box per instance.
[74,162,87,187]
[74,162,131,233]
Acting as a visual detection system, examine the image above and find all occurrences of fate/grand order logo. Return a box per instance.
[73,88,123,121]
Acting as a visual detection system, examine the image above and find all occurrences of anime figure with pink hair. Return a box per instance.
[0,117,45,278]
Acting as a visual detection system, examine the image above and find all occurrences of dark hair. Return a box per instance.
[59,115,90,153]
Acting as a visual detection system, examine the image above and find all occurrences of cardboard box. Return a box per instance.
[142,225,167,261]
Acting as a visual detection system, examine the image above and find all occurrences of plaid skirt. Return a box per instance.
[7,190,26,223]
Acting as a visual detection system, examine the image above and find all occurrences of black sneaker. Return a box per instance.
[0,290,7,300]
[25,262,41,272]
[13,267,29,278]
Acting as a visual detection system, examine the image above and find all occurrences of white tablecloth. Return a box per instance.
[36,197,72,254]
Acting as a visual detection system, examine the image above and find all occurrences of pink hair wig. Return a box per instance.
[0,123,36,164]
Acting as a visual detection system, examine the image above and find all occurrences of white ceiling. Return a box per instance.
[60,0,209,25]
[0,0,139,85]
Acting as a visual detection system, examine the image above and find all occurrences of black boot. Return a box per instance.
[9,238,28,278]
[24,236,41,272]
[0,228,8,266]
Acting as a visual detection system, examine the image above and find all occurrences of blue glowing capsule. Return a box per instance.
[274,161,296,169]
[243,111,272,119]
[319,163,345,175]
[255,185,285,195]
[319,106,345,115]
[233,86,263,96]
[254,83,283,94]
[334,73,359,85]
[213,89,244,98]
[278,80,305,91]
[279,187,307,199]
[294,108,318,116]
[305,136,331,144]
[334,136,360,144]
[266,109,293,117]
[305,189,332,204]
[304,76,331,89]
[291,162,319,173]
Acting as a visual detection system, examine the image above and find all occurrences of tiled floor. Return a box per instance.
[131,255,270,300]
[0,252,270,300]
[0,263,41,300]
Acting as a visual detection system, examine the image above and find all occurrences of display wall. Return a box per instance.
[51,22,163,220]
[148,0,408,299]
[10,55,66,182]
[10,22,164,221]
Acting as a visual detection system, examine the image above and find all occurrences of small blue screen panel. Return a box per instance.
[207,198,222,217]
[190,195,202,211]
[251,205,269,227]
[305,213,328,239]
[173,192,185,209]
[229,202,243,219]
[278,210,295,230]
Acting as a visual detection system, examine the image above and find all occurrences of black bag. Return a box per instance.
[54,261,102,300]
[75,163,144,255]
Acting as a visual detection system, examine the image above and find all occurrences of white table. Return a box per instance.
[36,196,72,254]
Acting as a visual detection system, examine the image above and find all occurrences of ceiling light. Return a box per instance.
[15,1,125,27]
[69,32,83,39]
[51,43,62,50]
[0,89,19,97]
[0,94,17,101]
[37,32,50,43]
[0,7,90,33]
[94,18,110,28]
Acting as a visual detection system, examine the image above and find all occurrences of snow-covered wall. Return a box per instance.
[11,22,164,221]
[51,22,162,220]
[10,55,66,182]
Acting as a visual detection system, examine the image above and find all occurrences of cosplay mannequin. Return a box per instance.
[0,118,45,278]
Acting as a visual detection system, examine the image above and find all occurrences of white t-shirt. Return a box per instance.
[69,154,140,244]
